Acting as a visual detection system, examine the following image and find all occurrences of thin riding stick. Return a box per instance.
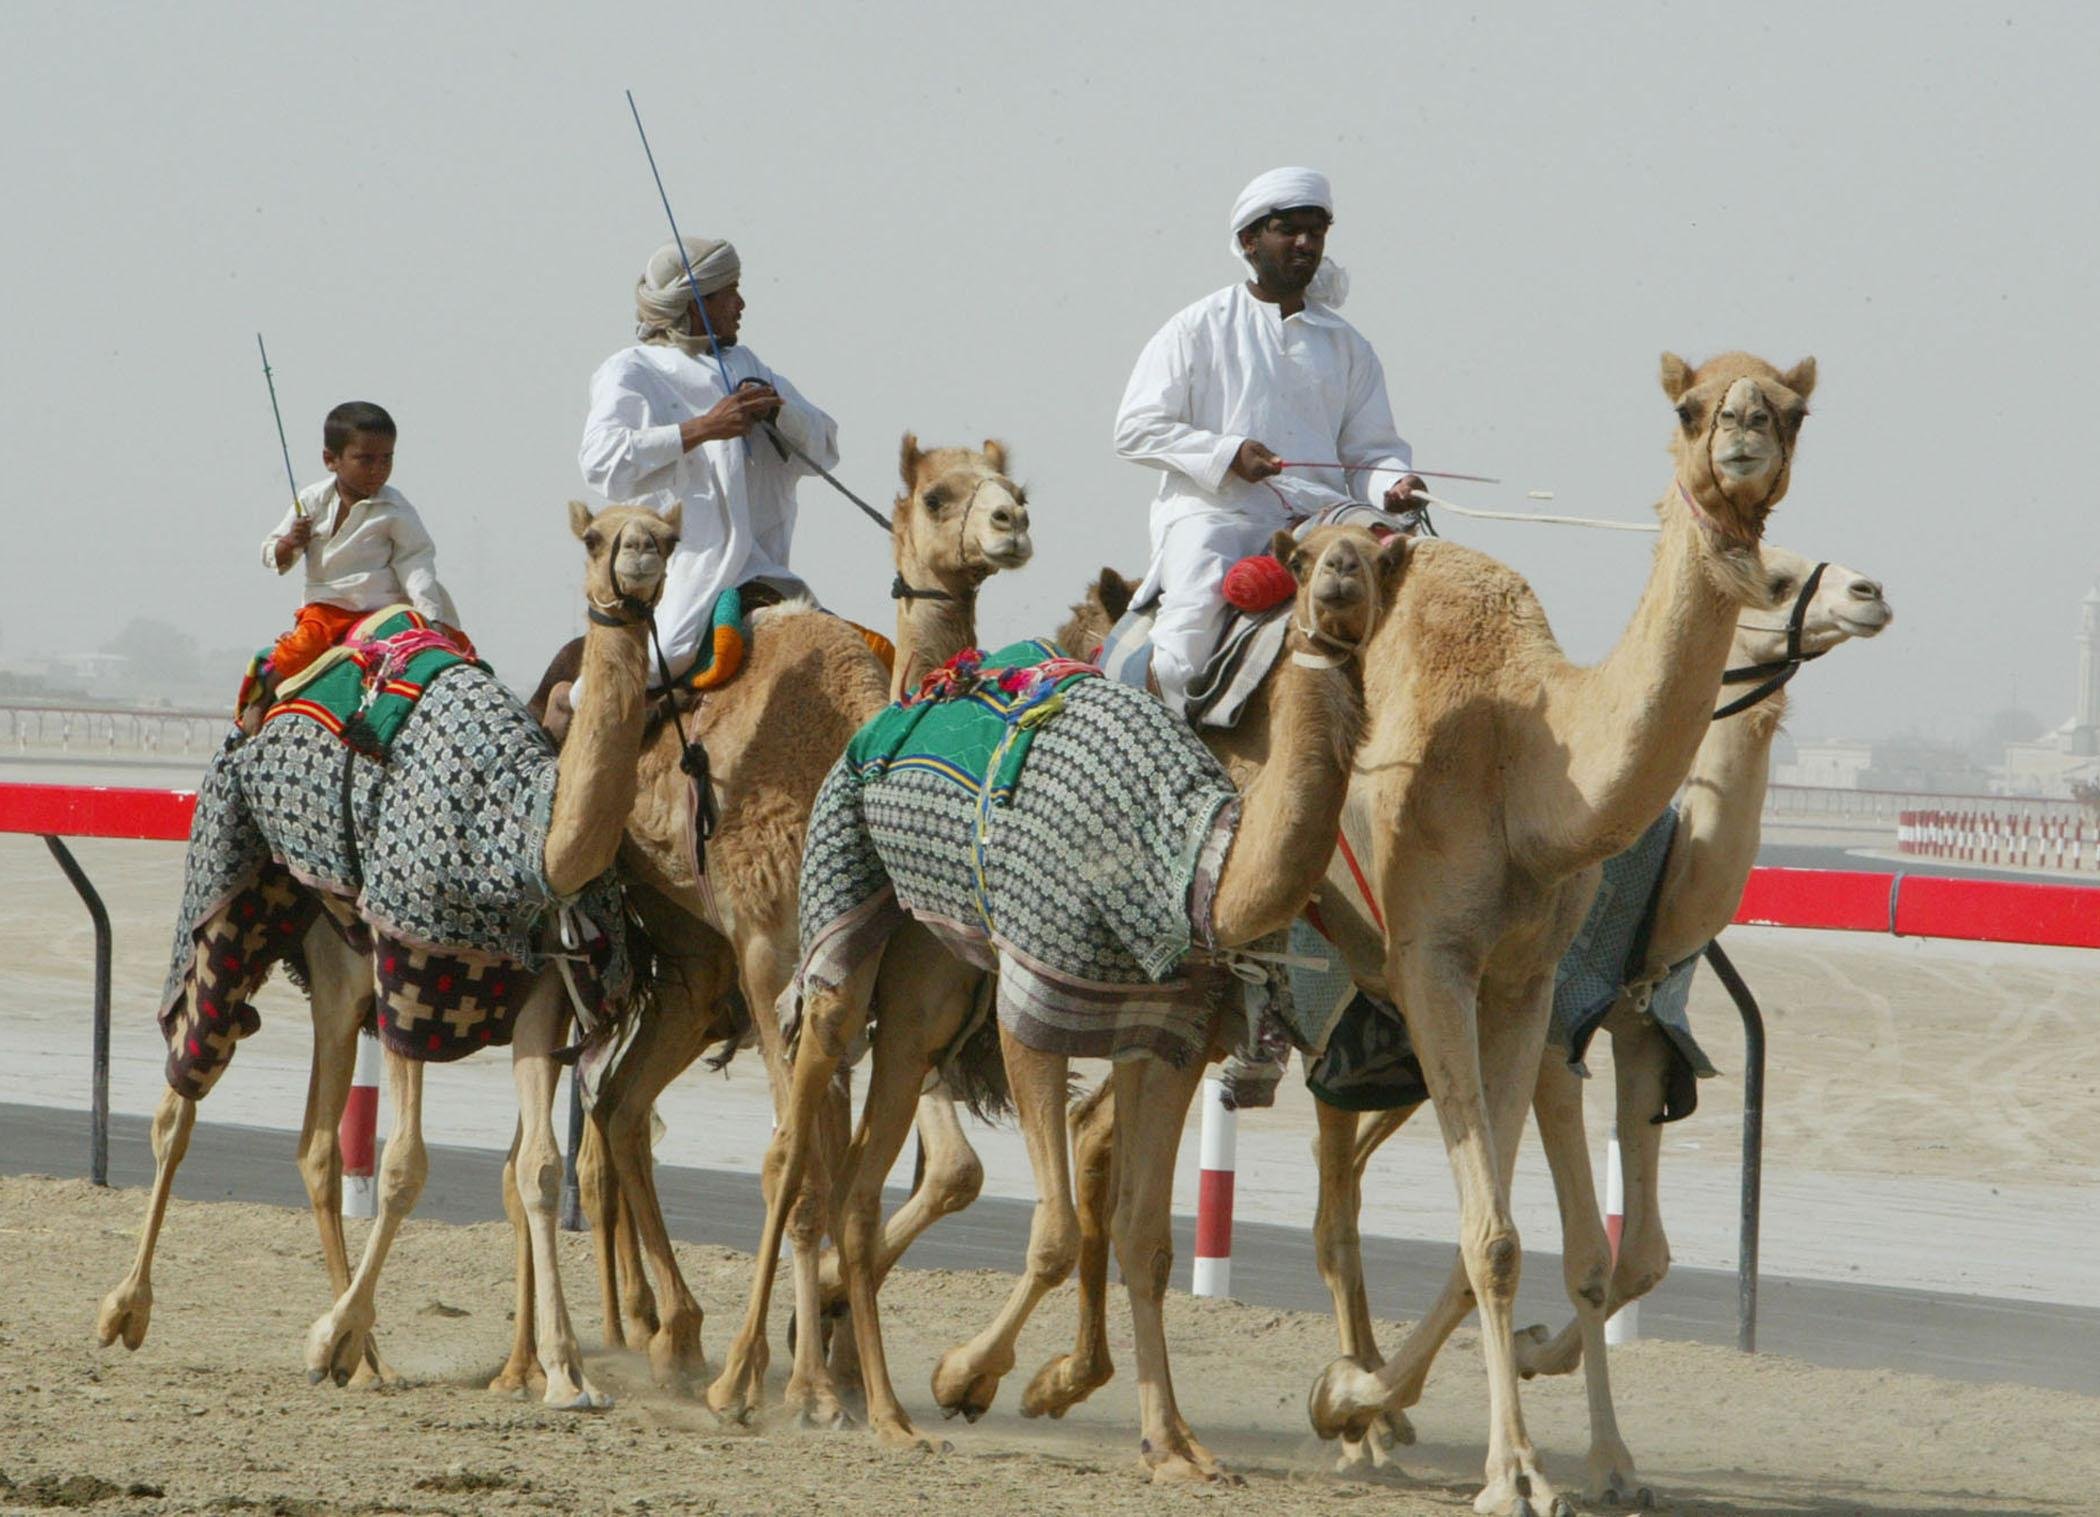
[256,333,304,519]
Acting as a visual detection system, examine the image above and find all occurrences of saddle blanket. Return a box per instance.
[160,659,630,1097]
[793,663,1246,1070]
[236,606,479,754]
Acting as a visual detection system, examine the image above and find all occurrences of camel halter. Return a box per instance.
[891,473,1007,606]
[1291,549,1379,669]
[1713,560,1829,721]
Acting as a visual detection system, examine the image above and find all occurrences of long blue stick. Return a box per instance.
[625,89,748,457]
[256,332,305,518]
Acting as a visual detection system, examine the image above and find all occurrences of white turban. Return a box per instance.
[1227,167,1348,308]
[635,235,741,347]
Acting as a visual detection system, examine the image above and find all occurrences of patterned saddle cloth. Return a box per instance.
[160,657,631,1099]
[235,606,479,754]
[793,649,1248,1071]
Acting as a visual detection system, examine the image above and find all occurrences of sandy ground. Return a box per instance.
[2,1174,2093,1517]
[4,820,2097,1310]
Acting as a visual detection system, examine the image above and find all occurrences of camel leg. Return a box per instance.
[1530,1053,1646,1505]
[835,994,962,1448]
[293,930,394,1385]
[95,1086,195,1351]
[1310,949,1564,1517]
[1020,1079,1118,1419]
[1111,1051,1232,1485]
[573,1114,641,1352]
[304,1048,425,1388]
[489,1124,546,1395]
[511,980,611,1409]
[708,956,878,1425]
[1608,1015,1675,1314]
[930,1031,1075,1422]
[1312,1098,1421,1468]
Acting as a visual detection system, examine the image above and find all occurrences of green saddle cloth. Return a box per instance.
[263,609,483,756]
[845,640,1094,803]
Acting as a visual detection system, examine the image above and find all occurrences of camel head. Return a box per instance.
[1660,350,1816,542]
[1734,543,1892,663]
[569,499,681,622]
[1270,524,1409,664]
[1055,566,1138,659]
[892,433,1035,597]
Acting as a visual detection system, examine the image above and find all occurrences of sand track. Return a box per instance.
[2,1176,2089,1516]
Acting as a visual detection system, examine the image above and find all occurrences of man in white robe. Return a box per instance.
[1113,167,1423,711]
[575,234,840,695]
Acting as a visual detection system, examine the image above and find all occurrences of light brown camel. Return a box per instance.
[97,502,683,1409]
[710,525,1405,1476]
[1292,546,1892,1504]
[500,437,1034,1399]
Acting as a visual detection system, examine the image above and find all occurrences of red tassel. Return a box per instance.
[1222,553,1296,613]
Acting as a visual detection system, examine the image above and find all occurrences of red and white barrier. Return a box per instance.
[1897,806,2098,873]
[1192,1075,1236,1297]
[340,1032,381,1218]
[1604,1136,1637,1345]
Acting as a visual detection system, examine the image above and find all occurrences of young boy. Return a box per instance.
[257,401,471,695]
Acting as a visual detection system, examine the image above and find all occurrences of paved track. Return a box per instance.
[10,1101,2094,1397]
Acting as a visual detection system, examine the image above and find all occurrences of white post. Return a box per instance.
[1604,1135,1638,1344]
[340,1031,381,1219]
[1191,1076,1236,1298]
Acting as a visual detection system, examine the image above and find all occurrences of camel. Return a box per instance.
[97,502,683,1408]
[709,524,1405,1476]
[1297,547,1892,1500]
[501,436,1035,1399]
[1041,537,1898,1495]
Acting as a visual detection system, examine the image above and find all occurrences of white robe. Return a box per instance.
[261,480,460,627]
[1113,283,1412,706]
[578,342,839,684]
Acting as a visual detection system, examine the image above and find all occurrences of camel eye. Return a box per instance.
[583,529,603,553]
[1675,402,1698,429]
[1769,577,1795,598]
[921,487,948,514]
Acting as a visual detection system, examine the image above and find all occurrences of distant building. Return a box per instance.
[1993,584,2100,799]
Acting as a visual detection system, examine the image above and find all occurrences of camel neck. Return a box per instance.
[1208,647,1365,947]
[543,617,649,897]
[1534,486,1747,876]
[1646,689,1785,968]
[890,539,981,702]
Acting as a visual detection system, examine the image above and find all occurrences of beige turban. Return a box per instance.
[1228,167,1348,308]
[635,235,741,349]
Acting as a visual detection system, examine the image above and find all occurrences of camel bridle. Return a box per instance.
[1713,560,1830,721]
[891,473,1009,607]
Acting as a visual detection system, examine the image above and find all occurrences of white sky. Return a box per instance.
[3,1,2093,742]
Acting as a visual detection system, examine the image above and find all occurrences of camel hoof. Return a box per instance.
[95,1288,151,1352]
[1305,1355,1384,1443]
[307,1368,327,1386]
[1511,1501,1536,1517]
[1552,1499,1580,1517]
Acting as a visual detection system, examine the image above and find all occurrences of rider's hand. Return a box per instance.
[1382,473,1426,512]
[1229,439,1284,482]
[681,387,783,449]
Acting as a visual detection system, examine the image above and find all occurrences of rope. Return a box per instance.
[1416,490,1659,534]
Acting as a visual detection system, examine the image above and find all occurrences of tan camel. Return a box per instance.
[97,502,683,1409]
[1296,545,1891,1504]
[710,525,1404,1476]
[501,437,1034,1399]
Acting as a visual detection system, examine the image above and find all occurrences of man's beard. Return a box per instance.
[1250,248,1317,296]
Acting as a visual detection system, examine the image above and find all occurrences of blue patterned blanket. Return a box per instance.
[794,672,1244,1068]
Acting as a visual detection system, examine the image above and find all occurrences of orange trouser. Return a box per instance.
[270,602,367,680]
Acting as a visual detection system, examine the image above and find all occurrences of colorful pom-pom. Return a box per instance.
[1222,552,1296,613]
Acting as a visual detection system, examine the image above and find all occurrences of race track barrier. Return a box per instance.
[0,781,587,1226]
[1896,807,2098,874]
[10,783,2098,1345]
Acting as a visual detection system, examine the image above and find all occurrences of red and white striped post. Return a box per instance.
[340,1031,381,1218]
[1192,1075,1236,1297]
[1604,1135,1638,1344]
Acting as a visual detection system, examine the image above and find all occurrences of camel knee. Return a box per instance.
[925,1147,985,1218]
[515,1141,562,1218]
[1463,1227,1521,1305]
[1025,1204,1080,1286]
[1111,1218,1172,1300]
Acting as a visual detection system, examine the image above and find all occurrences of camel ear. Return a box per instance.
[1781,356,1817,403]
[568,500,594,541]
[656,502,683,541]
[898,432,922,489]
[1659,352,1695,401]
[1376,533,1411,586]
[982,438,1009,475]
[1096,567,1132,622]
[1269,529,1299,571]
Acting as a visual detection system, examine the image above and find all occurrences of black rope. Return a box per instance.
[647,619,718,856]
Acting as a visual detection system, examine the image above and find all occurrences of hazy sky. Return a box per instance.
[3,2,2092,743]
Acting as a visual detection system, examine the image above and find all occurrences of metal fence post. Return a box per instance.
[1703,940,1764,1352]
[44,836,110,1186]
